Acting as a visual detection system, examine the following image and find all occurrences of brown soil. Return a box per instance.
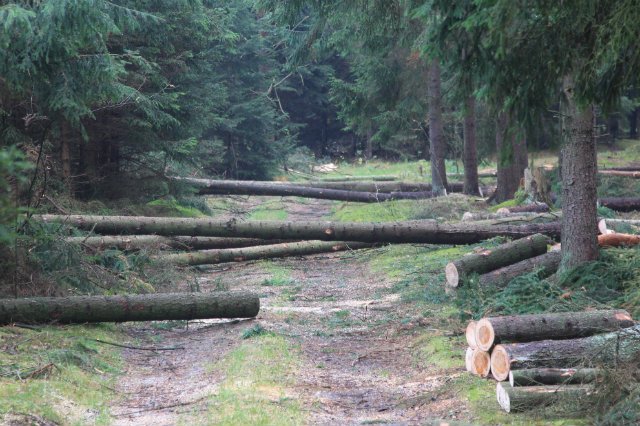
[110,197,469,425]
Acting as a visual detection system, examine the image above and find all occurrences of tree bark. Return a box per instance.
[598,218,640,232]
[66,235,295,251]
[445,234,550,288]
[476,250,561,290]
[494,112,528,202]
[177,177,437,202]
[315,175,398,182]
[34,214,562,244]
[597,233,640,247]
[427,60,448,195]
[560,74,598,270]
[490,323,640,381]
[598,170,640,178]
[497,382,593,413]
[497,203,550,215]
[0,292,260,324]
[160,240,376,266]
[599,197,640,212]
[476,309,634,352]
[462,211,556,222]
[463,96,480,195]
[509,368,601,387]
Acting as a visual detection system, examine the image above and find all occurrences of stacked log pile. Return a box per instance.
[462,310,638,413]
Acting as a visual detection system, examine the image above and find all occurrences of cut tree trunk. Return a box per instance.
[448,171,497,178]
[471,349,492,377]
[33,215,563,245]
[160,240,376,266]
[598,218,640,233]
[427,60,448,195]
[445,234,550,288]
[600,166,640,172]
[315,175,398,182]
[285,181,494,194]
[476,250,561,289]
[598,233,640,247]
[509,368,601,387]
[599,170,640,178]
[466,320,478,349]
[66,235,295,251]
[497,203,550,215]
[599,197,640,212]
[463,96,480,196]
[176,177,437,202]
[490,323,640,381]
[496,382,593,413]
[476,309,634,352]
[560,74,598,270]
[0,292,260,324]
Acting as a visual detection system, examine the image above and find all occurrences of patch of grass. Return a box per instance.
[260,263,295,287]
[203,334,304,425]
[146,197,205,217]
[413,334,462,369]
[0,324,124,425]
[248,201,288,220]
[241,324,274,339]
[321,159,428,180]
[328,310,354,328]
[331,200,417,222]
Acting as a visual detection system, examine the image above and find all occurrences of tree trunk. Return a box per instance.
[497,203,550,215]
[427,60,448,195]
[466,320,478,349]
[364,128,373,160]
[34,214,563,244]
[462,211,556,222]
[598,170,640,178]
[476,250,561,290]
[509,368,601,387]
[316,175,398,182]
[560,74,598,271]
[497,382,593,413]
[629,107,639,139]
[160,240,376,266]
[445,234,550,288]
[597,233,640,247]
[463,96,480,195]
[0,292,260,324]
[177,177,437,202]
[65,235,295,251]
[60,125,73,195]
[490,324,640,381]
[494,112,528,202]
[476,309,634,352]
[598,218,640,232]
[599,197,640,212]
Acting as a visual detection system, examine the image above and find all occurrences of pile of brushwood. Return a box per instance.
[464,310,638,413]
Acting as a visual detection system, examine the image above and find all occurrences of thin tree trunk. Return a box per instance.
[160,240,376,266]
[445,234,550,287]
[598,170,640,178]
[490,324,640,381]
[0,292,260,324]
[475,309,634,352]
[476,251,561,289]
[427,60,448,195]
[463,96,480,195]
[365,128,373,160]
[33,214,562,244]
[560,74,598,270]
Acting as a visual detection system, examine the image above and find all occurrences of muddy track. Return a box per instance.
[110,197,468,425]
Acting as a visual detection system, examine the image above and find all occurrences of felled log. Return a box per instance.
[66,235,295,251]
[291,181,495,194]
[599,197,640,212]
[160,240,376,266]
[471,349,491,377]
[490,323,640,381]
[600,166,640,172]
[599,170,640,178]
[465,347,475,372]
[466,320,478,349]
[597,218,640,234]
[476,251,561,289]
[174,177,436,202]
[448,171,497,178]
[445,234,550,288]
[496,382,593,413]
[316,175,398,182]
[476,309,634,352]
[509,368,601,387]
[0,292,260,324]
[33,215,562,245]
[496,203,550,215]
[598,233,640,247]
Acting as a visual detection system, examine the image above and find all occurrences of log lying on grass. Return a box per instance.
[476,251,561,289]
[597,233,640,247]
[476,309,634,352]
[66,235,295,251]
[496,203,550,215]
[33,215,562,245]
[598,170,640,178]
[599,197,640,212]
[509,368,601,387]
[490,323,640,381]
[315,175,399,182]
[598,218,640,233]
[160,240,376,266]
[289,180,495,194]
[174,177,436,202]
[465,347,475,372]
[0,292,260,324]
[445,234,550,288]
[496,382,593,413]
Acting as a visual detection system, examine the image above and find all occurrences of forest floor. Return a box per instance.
[107,196,483,426]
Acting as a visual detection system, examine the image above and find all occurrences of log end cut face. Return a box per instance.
[496,382,512,413]
[465,347,475,373]
[445,262,459,287]
[491,345,510,381]
[472,349,491,377]
[475,318,495,352]
[465,320,478,349]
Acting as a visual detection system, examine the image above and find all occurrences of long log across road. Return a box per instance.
[33,215,561,244]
